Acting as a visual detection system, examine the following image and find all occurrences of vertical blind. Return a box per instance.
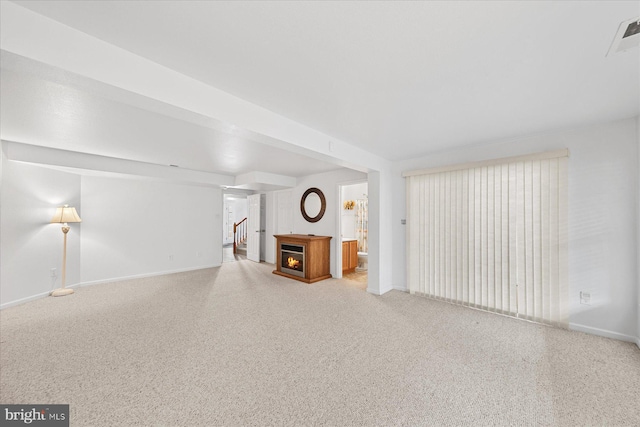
[404,150,568,326]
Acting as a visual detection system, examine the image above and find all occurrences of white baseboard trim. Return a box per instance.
[0,281,86,309]
[367,284,394,296]
[80,264,221,288]
[1,290,51,310]
[0,265,221,310]
[569,323,637,344]
[393,285,408,292]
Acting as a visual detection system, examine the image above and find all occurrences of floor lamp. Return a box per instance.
[50,204,82,297]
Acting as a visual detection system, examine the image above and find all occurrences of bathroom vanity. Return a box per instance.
[342,239,358,274]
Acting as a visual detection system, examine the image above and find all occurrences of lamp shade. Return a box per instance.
[51,205,82,224]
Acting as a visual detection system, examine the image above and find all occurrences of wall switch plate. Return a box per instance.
[580,291,591,305]
[50,268,57,278]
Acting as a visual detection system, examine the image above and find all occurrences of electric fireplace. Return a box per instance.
[280,243,305,278]
[273,235,332,283]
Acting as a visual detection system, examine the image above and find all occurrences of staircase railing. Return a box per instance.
[233,217,248,254]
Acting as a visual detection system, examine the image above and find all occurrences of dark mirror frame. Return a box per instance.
[300,187,326,223]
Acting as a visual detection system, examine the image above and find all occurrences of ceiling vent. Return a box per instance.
[607,16,640,56]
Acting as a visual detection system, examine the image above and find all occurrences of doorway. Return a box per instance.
[339,181,368,285]
[222,192,248,263]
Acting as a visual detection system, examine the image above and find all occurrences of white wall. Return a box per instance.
[342,182,368,202]
[265,169,367,276]
[370,168,396,295]
[81,176,221,285]
[233,199,248,224]
[1,151,81,308]
[392,118,639,342]
[1,153,224,307]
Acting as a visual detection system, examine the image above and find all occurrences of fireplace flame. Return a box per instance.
[287,256,301,269]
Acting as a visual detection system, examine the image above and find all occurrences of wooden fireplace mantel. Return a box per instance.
[273,234,332,283]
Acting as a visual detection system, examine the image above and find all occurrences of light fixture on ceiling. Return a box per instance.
[607,16,640,56]
[50,204,82,297]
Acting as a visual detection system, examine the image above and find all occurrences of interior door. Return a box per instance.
[276,190,293,234]
[247,194,261,262]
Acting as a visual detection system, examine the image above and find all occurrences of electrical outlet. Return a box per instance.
[196,251,201,258]
[50,268,57,278]
[580,291,591,305]
[168,255,173,261]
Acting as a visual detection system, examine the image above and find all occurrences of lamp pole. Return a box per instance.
[50,205,81,297]
[52,223,74,297]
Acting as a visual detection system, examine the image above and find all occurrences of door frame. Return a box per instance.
[247,193,261,262]
[336,179,368,279]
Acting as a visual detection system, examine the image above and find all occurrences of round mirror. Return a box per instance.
[305,193,321,217]
[301,187,326,223]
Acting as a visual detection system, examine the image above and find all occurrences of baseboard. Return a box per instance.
[393,284,408,292]
[569,322,637,344]
[0,265,221,310]
[1,290,52,310]
[80,264,221,288]
[367,284,394,296]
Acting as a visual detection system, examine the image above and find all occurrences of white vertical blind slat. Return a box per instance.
[489,166,495,310]
[501,164,509,314]
[456,171,464,301]
[431,175,436,297]
[474,168,482,307]
[548,159,559,322]
[558,157,569,325]
[532,160,542,322]
[508,163,518,315]
[541,160,551,323]
[408,176,418,294]
[419,176,426,295]
[446,172,452,301]
[524,161,534,319]
[494,166,502,313]
[406,177,424,294]
[462,169,469,305]
[481,167,488,308]
[516,162,526,317]
[439,173,442,298]
[468,170,475,305]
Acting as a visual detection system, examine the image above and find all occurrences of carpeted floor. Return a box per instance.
[1,260,639,426]
[222,244,246,263]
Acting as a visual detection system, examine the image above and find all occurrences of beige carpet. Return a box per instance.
[1,261,639,426]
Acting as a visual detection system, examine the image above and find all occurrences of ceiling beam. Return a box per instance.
[3,141,235,187]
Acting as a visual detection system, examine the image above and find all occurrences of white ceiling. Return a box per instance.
[5,1,640,165]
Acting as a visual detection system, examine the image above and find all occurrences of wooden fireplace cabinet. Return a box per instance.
[273,234,332,283]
